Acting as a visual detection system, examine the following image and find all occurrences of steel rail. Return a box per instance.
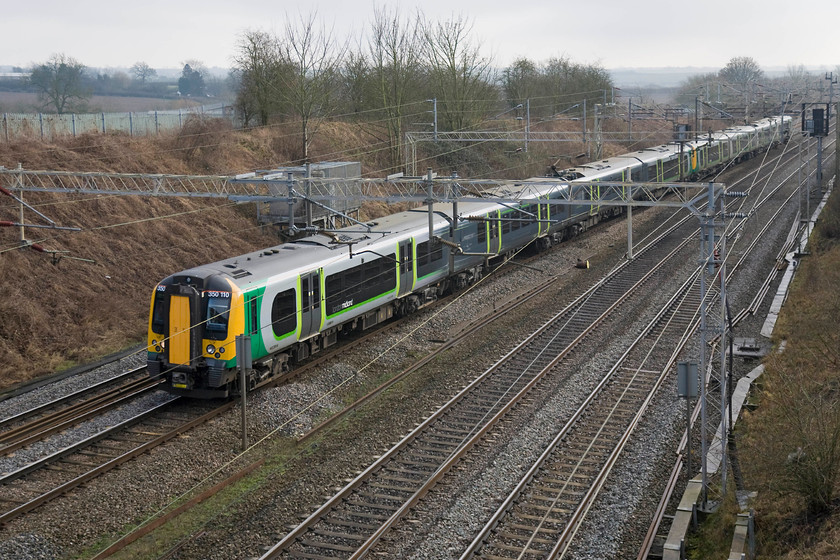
[0,366,146,430]
[0,376,164,455]
[550,279,704,559]
[0,398,179,485]
[0,399,235,525]
[635,137,825,559]
[260,205,702,559]
[460,267,702,559]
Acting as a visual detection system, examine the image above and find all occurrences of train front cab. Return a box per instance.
[147,273,243,398]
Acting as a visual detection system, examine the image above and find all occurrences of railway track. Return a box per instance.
[0,397,233,525]
[0,127,812,556]
[255,139,815,559]
[258,195,708,558]
[636,133,835,559]
[0,367,161,457]
[0,227,583,530]
[461,271,704,559]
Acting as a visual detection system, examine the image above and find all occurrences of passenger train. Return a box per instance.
[147,116,791,398]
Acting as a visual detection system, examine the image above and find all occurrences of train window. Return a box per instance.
[417,238,443,267]
[325,257,396,315]
[271,289,297,338]
[514,205,533,229]
[346,268,362,298]
[366,257,396,300]
[151,294,166,334]
[249,295,258,335]
[399,244,412,275]
[477,219,487,244]
[662,158,680,180]
[302,277,311,312]
[417,238,444,277]
[206,296,231,339]
[325,275,342,311]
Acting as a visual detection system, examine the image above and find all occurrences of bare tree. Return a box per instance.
[420,13,497,131]
[28,53,89,114]
[501,58,539,109]
[276,11,346,162]
[368,5,425,170]
[234,30,285,126]
[339,48,372,118]
[719,56,764,87]
[130,61,157,84]
[541,57,612,117]
[719,56,764,119]
[776,64,811,102]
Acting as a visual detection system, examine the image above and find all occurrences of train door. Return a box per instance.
[169,295,192,365]
[490,210,501,254]
[589,180,600,216]
[299,271,321,340]
[398,239,414,296]
[539,202,549,236]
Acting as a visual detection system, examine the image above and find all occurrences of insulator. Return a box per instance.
[30,243,45,252]
[0,186,12,197]
[725,191,748,198]
[0,221,15,227]
[725,213,748,219]
[436,237,460,249]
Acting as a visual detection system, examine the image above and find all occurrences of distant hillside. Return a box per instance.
[609,65,807,89]
[610,67,719,88]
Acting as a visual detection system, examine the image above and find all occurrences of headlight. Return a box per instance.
[151,339,157,346]
[219,347,225,354]
[206,344,216,355]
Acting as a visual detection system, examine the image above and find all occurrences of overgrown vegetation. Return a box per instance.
[730,187,840,557]
[0,120,335,388]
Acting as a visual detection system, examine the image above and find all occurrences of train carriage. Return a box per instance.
[147,115,791,398]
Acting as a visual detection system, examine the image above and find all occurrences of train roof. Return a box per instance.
[168,190,511,289]
[166,115,790,290]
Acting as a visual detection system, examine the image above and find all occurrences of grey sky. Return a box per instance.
[5,0,838,72]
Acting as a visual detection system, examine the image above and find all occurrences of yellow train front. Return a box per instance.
[146,267,244,398]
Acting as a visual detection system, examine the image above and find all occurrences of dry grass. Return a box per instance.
[736,187,840,557]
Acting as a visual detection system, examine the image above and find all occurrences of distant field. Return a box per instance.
[0,91,214,113]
